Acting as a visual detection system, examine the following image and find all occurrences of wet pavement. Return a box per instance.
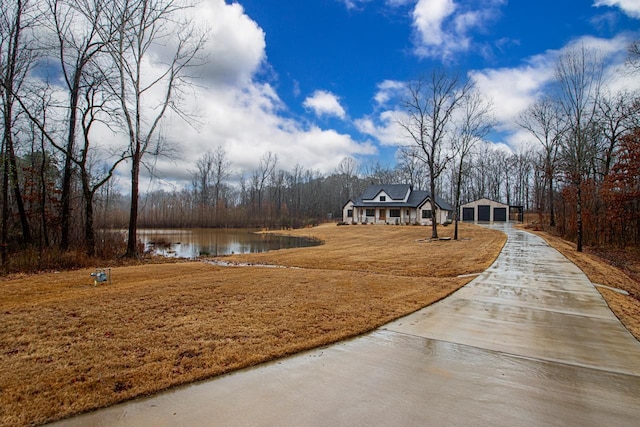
[49,225,640,426]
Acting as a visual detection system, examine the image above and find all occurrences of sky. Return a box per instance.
[113,0,640,191]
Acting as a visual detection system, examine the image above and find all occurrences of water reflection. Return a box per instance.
[138,228,320,259]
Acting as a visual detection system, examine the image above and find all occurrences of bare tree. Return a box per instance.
[255,151,277,219]
[452,89,493,239]
[77,76,126,256]
[396,146,429,190]
[211,146,230,222]
[99,0,206,257]
[191,150,214,223]
[555,44,603,252]
[596,89,639,178]
[335,155,359,204]
[518,96,564,227]
[397,70,471,238]
[0,0,37,261]
[46,0,110,250]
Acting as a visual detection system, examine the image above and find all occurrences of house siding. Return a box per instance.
[343,184,453,225]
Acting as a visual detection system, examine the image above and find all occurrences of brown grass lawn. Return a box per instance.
[0,223,504,426]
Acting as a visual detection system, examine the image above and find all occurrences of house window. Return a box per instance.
[366,208,375,217]
[422,210,432,219]
[406,210,410,216]
[390,209,401,218]
[380,196,386,201]
[347,209,353,218]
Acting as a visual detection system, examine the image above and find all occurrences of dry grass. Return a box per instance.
[0,223,504,426]
[220,222,500,277]
[524,228,640,341]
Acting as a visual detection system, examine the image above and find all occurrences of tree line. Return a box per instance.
[1,0,205,268]
[395,45,640,249]
[1,0,639,273]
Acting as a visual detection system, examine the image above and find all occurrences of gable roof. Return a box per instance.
[361,184,410,201]
[351,184,453,211]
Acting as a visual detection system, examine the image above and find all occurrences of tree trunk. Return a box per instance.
[453,160,464,240]
[60,79,81,251]
[430,178,438,239]
[3,104,31,243]
[125,151,140,257]
[1,142,9,267]
[39,125,50,248]
[548,173,555,227]
[81,168,96,257]
[576,182,583,252]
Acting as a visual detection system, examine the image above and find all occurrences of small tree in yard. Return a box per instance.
[397,70,472,239]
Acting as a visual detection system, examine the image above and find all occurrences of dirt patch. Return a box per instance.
[0,223,505,426]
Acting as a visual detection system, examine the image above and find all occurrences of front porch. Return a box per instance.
[349,207,433,226]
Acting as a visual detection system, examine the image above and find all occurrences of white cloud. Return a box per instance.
[189,0,267,85]
[93,0,375,191]
[469,34,639,151]
[355,110,406,146]
[469,53,557,132]
[594,0,640,18]
[340,0,373,10]
[374,80,406,105]
[473,34,633,126]
[410,0,506,60]
[303,90,347,119]
[135,81,376,189]
[412,0,457,49]
[355,33,638,158]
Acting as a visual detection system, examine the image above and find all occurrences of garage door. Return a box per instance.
[478,205,491,222]
[462,207,475,221]
[493,207,507,222]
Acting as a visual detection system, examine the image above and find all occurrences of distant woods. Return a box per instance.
[1,0,639,272]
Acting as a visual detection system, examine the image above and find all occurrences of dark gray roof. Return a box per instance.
[361,184,411,201]
[351,184,453,211]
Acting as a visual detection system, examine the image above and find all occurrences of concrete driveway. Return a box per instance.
[50,225,640,426]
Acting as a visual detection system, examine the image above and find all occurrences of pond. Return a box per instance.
[137,228,321,259]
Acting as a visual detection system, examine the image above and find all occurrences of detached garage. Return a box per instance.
[460,198,510,223]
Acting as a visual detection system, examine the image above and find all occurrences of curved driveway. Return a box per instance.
[51,225,640,426]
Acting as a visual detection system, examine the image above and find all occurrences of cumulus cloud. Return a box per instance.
[594,0,640,18]
[99,0,375,191]
[374,80,406,105]
[187,1,267,85]
[469,53,557,131]
[355,33,638,156]
[355,110,407,146]
[469,35,639,130]
[470,34,638,150]
[140,81,375,188]
[410,0,506,60]
[412,0,457,48]
[303,90,348,119]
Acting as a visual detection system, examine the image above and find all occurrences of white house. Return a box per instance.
[460,198,510,223]
[342,184,453,225]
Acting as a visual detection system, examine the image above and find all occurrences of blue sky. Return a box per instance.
[120,0,640,189]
